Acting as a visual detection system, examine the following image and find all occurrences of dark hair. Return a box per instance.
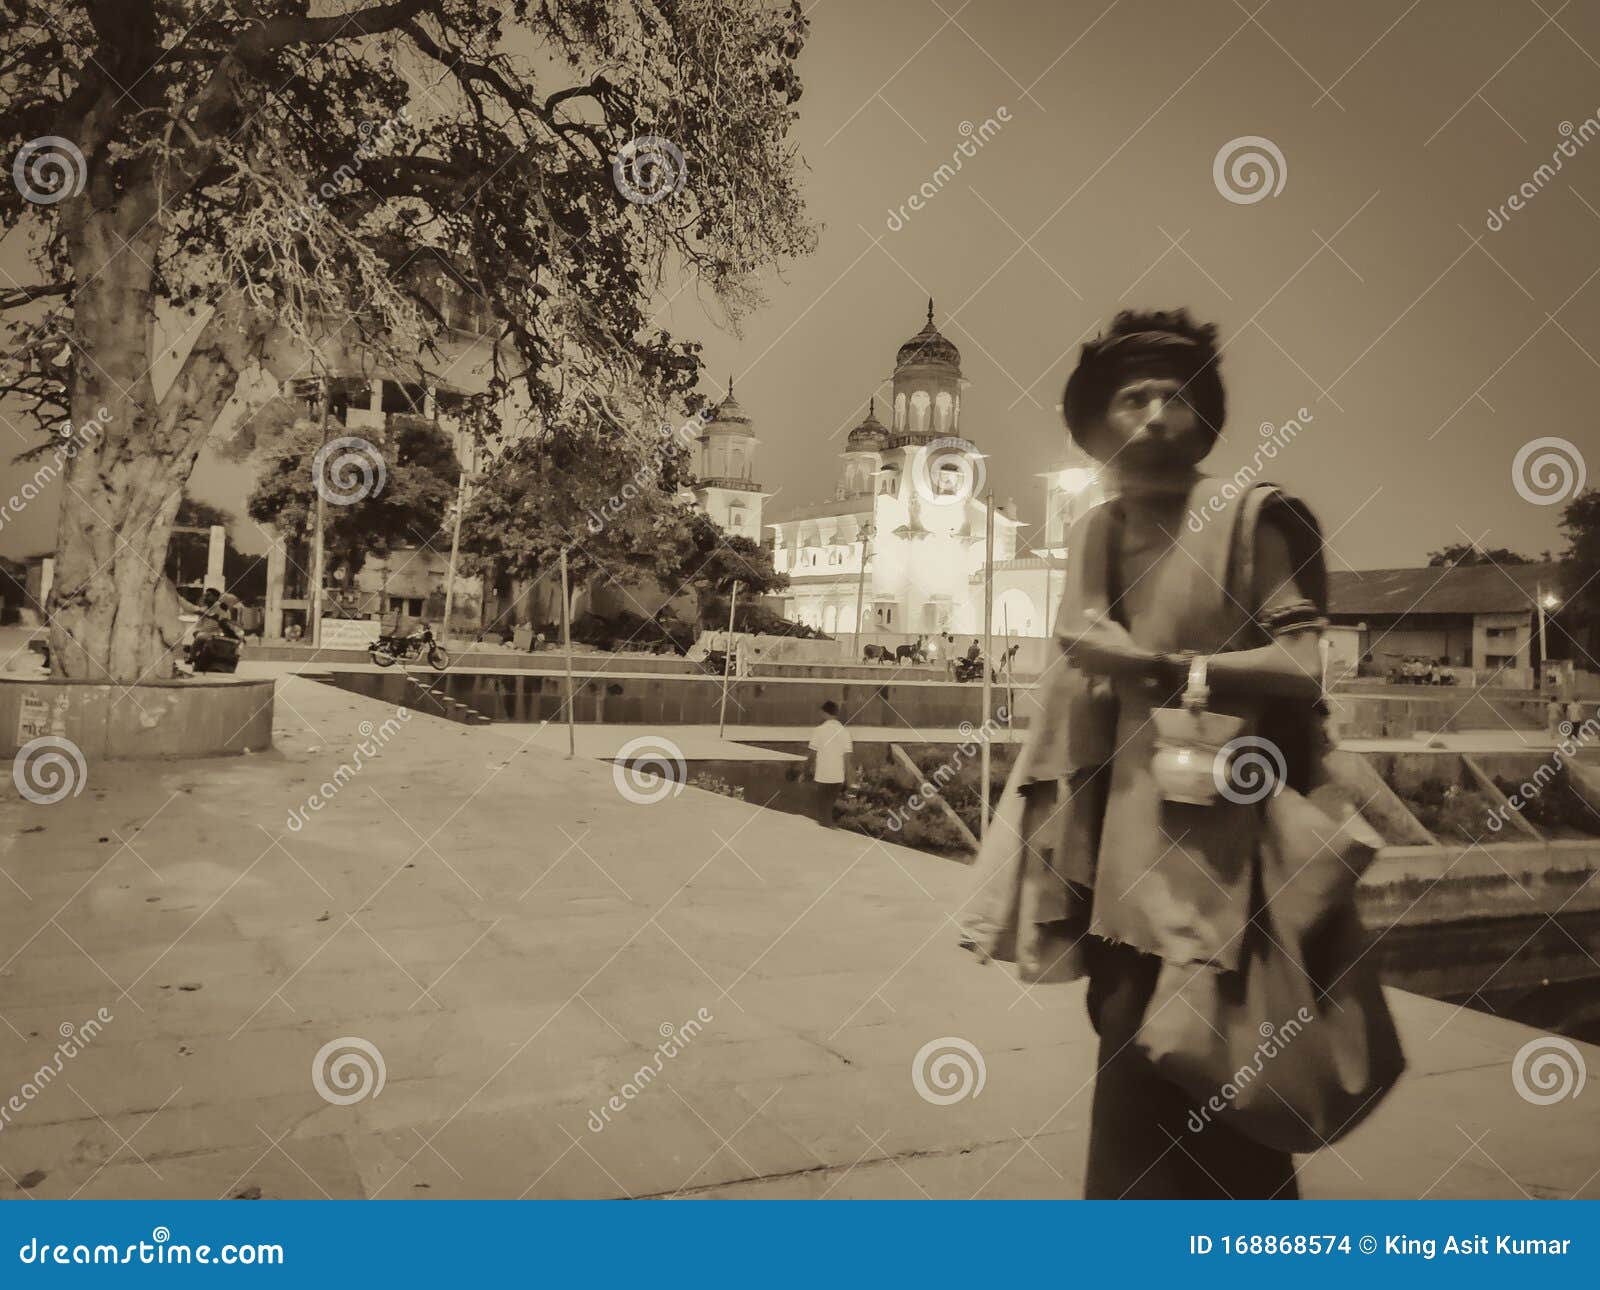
[820,700,840,717]
[1062,308,1226,452]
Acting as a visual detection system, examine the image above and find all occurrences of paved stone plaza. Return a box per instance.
[1,674,1596,1199]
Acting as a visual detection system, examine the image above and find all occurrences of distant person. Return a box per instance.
[1566,698,1586,733]
[965,638,981,664]
[806,699,853,828]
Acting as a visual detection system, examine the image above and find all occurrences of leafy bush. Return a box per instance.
[1493,772,1600,837]
[835,766,973,855]
[566,610,693,654]
[1390,776,1499,844]
[688,772,747,801]
[903,742,1019,837]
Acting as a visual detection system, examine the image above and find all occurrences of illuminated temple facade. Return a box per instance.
[763,303,1026,638]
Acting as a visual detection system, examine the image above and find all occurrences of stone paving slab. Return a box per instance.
[1,675,1597,1200]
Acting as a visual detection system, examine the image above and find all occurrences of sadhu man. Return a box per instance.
[966,309,1335,1198]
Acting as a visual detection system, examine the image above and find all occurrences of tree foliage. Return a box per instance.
[246,414,459,580]
[0,0,816,678]
[1426,542,1536,568]
[1558,488,1600,653]
[663,508,787,626]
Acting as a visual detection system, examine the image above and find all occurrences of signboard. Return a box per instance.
[16,691,49,742]
[319,618,382,649]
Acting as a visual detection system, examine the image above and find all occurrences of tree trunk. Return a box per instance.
[48,204,269,682]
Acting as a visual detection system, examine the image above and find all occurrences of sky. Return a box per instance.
[5,0,1599,571]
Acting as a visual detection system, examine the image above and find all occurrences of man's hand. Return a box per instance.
[1058,613,1167,682]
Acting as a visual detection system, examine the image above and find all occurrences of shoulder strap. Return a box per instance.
[1231,484,1329,616]
[1051,498,1119,635]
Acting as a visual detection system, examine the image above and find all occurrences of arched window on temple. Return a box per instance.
[911,390,931,432]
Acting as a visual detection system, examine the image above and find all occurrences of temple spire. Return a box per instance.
[727,375,734,398]
[926,297,934,325]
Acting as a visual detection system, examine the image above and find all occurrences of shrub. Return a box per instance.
[688,772,747,801]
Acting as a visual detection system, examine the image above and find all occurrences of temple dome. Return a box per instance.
[707,377,752,427]
[895,299,961,371]
[847,398,888,447]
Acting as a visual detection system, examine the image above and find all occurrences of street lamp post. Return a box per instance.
[1537,587,1560,687]
[851,522,875,657]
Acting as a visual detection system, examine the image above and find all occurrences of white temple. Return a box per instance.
[763,302,1027,637]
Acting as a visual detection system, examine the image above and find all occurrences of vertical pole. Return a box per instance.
[1002,606,1015,723]
[560,547,575,758]
[1042,476,1053,638]
[441,471,466,642]
[718,580,740,738]
[980,496,995,841]
[309,376,332,649]
[1536,586,1549,687]
[852,524,872,659]
[205,524,226,591]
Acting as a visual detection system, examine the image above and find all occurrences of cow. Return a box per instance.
[862,644,892,663]
[894,635,929,664]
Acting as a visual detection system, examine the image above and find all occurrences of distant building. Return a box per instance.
[980,450,1106,638]
[688,379,767,541]
[765,302,1023,637]
[1325,560,1565,679]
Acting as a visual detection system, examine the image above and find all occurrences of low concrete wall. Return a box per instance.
[1360,840,1600,929]
[246,643,700,675]
[324,669,1025,731]
[1330,690,1545,738]
[0,676,274,759]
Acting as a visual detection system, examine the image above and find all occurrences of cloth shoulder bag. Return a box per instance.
[1134,659,1406,1153]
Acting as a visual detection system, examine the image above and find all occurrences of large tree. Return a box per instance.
[245,412,459,583]
[457,417,696,614]
[661,507,787,627]
[0,0,814,680]
[1558,487,1600,663]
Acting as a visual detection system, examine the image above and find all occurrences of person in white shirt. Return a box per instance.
[806,700,854,827]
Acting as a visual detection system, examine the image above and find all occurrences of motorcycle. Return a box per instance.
[953,655,987,683]
[187,618,241,675]
[369,626,450,670]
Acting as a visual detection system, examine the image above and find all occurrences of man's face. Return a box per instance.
[1089,373,1210,474]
